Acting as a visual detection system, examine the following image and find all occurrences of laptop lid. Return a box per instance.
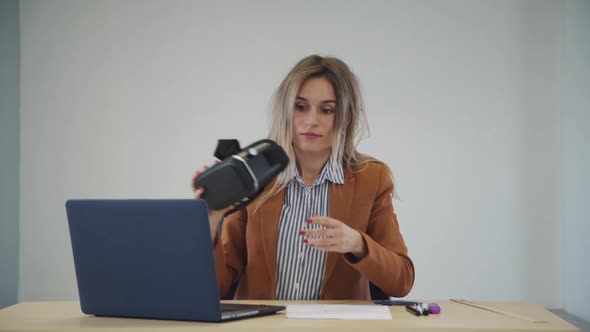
[66,199,225,321]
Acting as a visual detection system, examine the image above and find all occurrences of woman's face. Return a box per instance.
[291,76,336,157]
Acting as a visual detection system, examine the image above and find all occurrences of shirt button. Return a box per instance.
[299,251,304,259]
[294,282,299,289]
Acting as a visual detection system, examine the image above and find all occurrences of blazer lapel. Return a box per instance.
[259,187,286,297]
[321,167,355,293]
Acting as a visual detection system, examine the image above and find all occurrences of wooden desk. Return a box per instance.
[0,300,579,332]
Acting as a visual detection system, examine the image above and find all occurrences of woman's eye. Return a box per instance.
[322,108,334,113]
[295,104,306,111]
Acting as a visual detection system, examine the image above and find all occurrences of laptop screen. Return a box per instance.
[66,199,223,321]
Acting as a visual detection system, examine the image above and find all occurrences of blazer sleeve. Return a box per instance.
[344,164,415,297]
[212,209,248,298]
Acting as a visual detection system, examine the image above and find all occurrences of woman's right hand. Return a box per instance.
[191,163,234,241]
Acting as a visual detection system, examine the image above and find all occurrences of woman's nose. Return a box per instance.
[304,107,319,126]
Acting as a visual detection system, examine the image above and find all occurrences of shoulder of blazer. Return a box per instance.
[244,177,284,217]
[347,160,390,183]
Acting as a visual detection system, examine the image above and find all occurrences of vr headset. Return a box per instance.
[194,139,289,213]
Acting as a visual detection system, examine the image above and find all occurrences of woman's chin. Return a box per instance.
[294,144,331,156]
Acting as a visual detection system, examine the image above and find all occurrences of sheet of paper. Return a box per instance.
[286,304,392,320]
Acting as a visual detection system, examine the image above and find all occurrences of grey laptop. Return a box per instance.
[66,199,285,322]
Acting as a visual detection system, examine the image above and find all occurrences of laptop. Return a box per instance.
[65,199,285,322]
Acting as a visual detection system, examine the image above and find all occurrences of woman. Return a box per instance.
[192,55,414,300]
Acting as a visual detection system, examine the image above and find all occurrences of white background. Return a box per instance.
[18,0,588,314]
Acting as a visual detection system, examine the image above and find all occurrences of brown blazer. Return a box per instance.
[213,161,415,300]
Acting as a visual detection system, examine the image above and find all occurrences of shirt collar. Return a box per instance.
[294,158,345,187]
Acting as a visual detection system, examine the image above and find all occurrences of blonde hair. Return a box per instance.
[258,55,384,207]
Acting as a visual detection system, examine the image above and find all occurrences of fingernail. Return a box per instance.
[303,239,308,243]
[299,230,305,236]
[306,218,312,223]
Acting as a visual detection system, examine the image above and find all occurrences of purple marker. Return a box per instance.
[427,303,441,314]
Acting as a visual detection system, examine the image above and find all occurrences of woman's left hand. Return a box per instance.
[300,216,368,260]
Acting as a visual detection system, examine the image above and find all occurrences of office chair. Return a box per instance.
[369,282,390,300]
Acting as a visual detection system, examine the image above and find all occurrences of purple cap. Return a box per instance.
[428,303,441,314]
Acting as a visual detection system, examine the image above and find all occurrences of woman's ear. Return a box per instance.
[345,115,352,131]
[345,111,353,126]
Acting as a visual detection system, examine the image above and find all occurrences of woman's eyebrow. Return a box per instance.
[296,96,336,104]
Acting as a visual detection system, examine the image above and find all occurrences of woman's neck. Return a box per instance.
[295,150,331,187]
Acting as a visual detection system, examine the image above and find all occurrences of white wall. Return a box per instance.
[563,0,590,322]
[20,0,566,308]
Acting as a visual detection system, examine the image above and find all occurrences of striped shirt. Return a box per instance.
[275,159,345,300]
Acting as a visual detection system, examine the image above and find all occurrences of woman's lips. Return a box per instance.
[301,133,322,138]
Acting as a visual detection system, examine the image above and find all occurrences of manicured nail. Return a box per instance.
[306,218,312,223]
[303,239,308,243]
[299,230,305,235]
